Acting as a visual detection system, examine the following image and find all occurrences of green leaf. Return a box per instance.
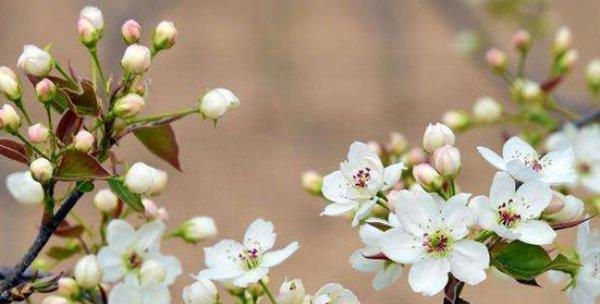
[46,242,81,260]
[492,241,552,280]
[107,177,144,212]
[55,151,111,181]
[134,124,181,170]
[77,181,95,193]
[64,80,101,116]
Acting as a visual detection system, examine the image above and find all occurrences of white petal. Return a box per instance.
[232,268,269,287]
[109,281,141,304]
[506,159,540,183]
[106,220,136,252]
[350,249,383,273]
[320,202,356,217]
[204,240,244,271]
[135,220,166,254]
[489,172,516,207]
[348,141,379,163]
[6,171,44,205]
[261,242,299,267]
[468,196,496,230]
[443,193,473,239]
[515,220,556,245]
[373,263,402,291]
[502,136,538,162]
[576,220,600,255]
[140,282,171,304]
[156,255,182,285]
[352,199,376,227]
[358,224,384,247]
[449,240,489,285]
[197,267,244,281]
[408,257,450,297]
[539,148,577,185]
[380,228,424,264]
[514,180,552,219]
[392,189,440,236]
[244,219,276,252]
[382,163,405,190]
[97,247,126,283]
[476,146,506,170]
[321,171,352,204]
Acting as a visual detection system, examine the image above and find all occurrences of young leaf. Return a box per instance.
[107,178,144,212]
[55,151,111,180]
[64,80,101,116]
[54,221,84,238]
[491,241,552,280]
[133,124,182,170]
[0,138,29,164]
[46,243,82,260]
[56,110,83,144]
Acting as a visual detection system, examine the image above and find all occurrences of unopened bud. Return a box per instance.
[57,277,80,298]
[278,279,306,304]
[73,130,94,153]
[30,158,53,183]
[485,48,508,73]
[367,141,383,156]
[521,80,542,102]
[28,123,50,144]
[433,145,461,177]
[473,96,502,123]
[199,88,241,122]
[182,277,219,304]
[553,26,572,56]
[148,168,168,196]
[544,192,584,223]
[405,147,427,167]
[301,170,323,195]
[152,21,177,51]
[35,78,57,103]
[17,45,52,77]
[74,255,101,289]
[93,189,118,214]
[143,198,159,219]
[412,164,443,191]
[121,44,151,74]
[124,162,167,195]
[586,59,600,95]
[0,66,22,101]
[388,132,407,154]
[422,123,455,154]
[77,17,100,48]
[42,296,71,304]
[442,110,470,131]
[555,49,578,76]
[140,260,167,284]
[113,93,145,118]
[511,30,531,52]
[80,6,104,33]
[0,104,21,132]
[121,19,141,45]
[157,207,170,222]
[179,216,218,243]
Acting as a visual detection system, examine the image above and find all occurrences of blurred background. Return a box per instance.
[0,0,598,303]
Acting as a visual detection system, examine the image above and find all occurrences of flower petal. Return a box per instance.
[348,141,379,163]
[468,196,496,230]
[503,136,538,162]
[261,242,299,267]
[539,148,576,185]
[443,193,473,239]
[156,255,182,285]
[204,240,244,271]
[320,202,357,217]
[476,147,506,170]
[489,172,516,207]
[359,224,384,247]
[515,220,556,245]
[352,199,376,227]
[350,249,383,273]
[140,282,171,304]
[135,220,166,254]
[321,171,353,204]
[382,163,405,191]
[244,219,276,252]
[576,220,600,255]
[108,281,141,304]
[514,180,552,219]
[506,159,540,183]
[392,189,440,236]
[232,268,269,287]
[106,220,136,252]
[97,247,126,283]
[380,228,424,264]
[408,257,450,297]
[449,240,489,285]
[373,263,402,291]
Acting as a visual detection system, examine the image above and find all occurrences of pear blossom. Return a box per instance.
[470,172,555,245]
[6,171,44,205]
[313,283,360,304]
[321,142,404,226]
[96,220,182,285]
[197,219,299,288]
[350,224,402,291]
[566,220,600,304]
[380,188,489,296]
[477,136,576,186]
[199,88,241,121]
[108,275,170,304]
[17,45,52,77]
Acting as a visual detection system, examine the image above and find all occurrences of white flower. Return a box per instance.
[97,220,182,285]
[197,219,299,288]
[108,276,170,304]
[477,136,576,185]
[277,279,306,304]
[182,277,219,304]
[350,224,402,291]
[546,124,600,193]
[199,88,241,121]
[313,283,360,304]
[565,221,600,304]
[80,6,104,31]
[321,142,404,226]
[124,162,168,195]
[470,172,555,245]
[380,188,489,296]
[17,45,52,77]
[6,171,44,205]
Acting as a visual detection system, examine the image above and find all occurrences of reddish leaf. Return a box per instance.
[552,215,595,231]
[133,124,182,170]
[541,76,563,93]
[64,80,101,116]
[55,151,111,181]
[0,138,28,164]
[54,221,84,238]
[56,110,83,144]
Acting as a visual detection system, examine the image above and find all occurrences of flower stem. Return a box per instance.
[89,48,107,93]
[259,279,278,304]
[54,62,78,89]
[125,107,200,125]
[13,132,49,159]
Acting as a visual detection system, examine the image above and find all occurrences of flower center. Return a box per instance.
[497,200,521,228]
[577,162,591,175]
[423,230,454,257]
[239,248,261,270]
[524,159,543,172]
[353,167,371,188]
[124,251,144,270]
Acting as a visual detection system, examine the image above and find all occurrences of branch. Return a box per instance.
[573,109,600,127]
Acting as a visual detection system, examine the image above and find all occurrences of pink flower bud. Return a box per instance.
[28,123,50,144]
[485,48,508,73]
[388,132,407,154]
[152,21,177,51]
[30,158,53,183]
[433,145,461,177]
[121,19,141,45]
[35,78,56,103]
[121,44,151,74]
[113,93,145,118]
[422,123,455,154]
[156,207,169,222]
[0,66,22,101]
[412,164,443,191]
[0,104,21,132]
[511,30,531,52]
[73,130,94,153]
[77,17,100,48]
[406,147,427,167]
[142,198,158,219]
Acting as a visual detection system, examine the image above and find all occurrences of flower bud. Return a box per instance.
[113,93,145,118]
[93,189,118,214]
[521,80,542,102]
[405,147,426,167]
[387,132,407,154]
[485,48,508,73]
[182,277,219,304]
[199,88,241,122]
[473,96,502,123]
[77,17,100,48]
[35,78,57,103]
[511,30,531,52]
[152,21,177,51]
[73,130,94,153]
[586,59,600,95]
[179,216,218,244]
[17,45,52,77]
[42,296,71,304]
[157,207,170,222]
[6,171,44,205]
[555,49,578,75]
[140,260,167,284]
[553,26,571,56]
[80,6,104,33]
[74,255,101,289]
[148,168,168,196]
[121,44,151,74]
[278,279,306,304]
[433,145,461,177]
[143,198,159,219]
[28,123,50,144]
[30,158,53,183]
[57,277,80,298]
[0,66,22,101]
[0,104,21,132]
[121,19,141,45]
[412,164,443,191]
[367,141,383,156]
[442,110,470,131]
[422,123,455,154]
[124,162,167,195]
[301,170,323,195]
[543,192,584,223]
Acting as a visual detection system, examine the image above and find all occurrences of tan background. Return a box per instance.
[0,0,598,303]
